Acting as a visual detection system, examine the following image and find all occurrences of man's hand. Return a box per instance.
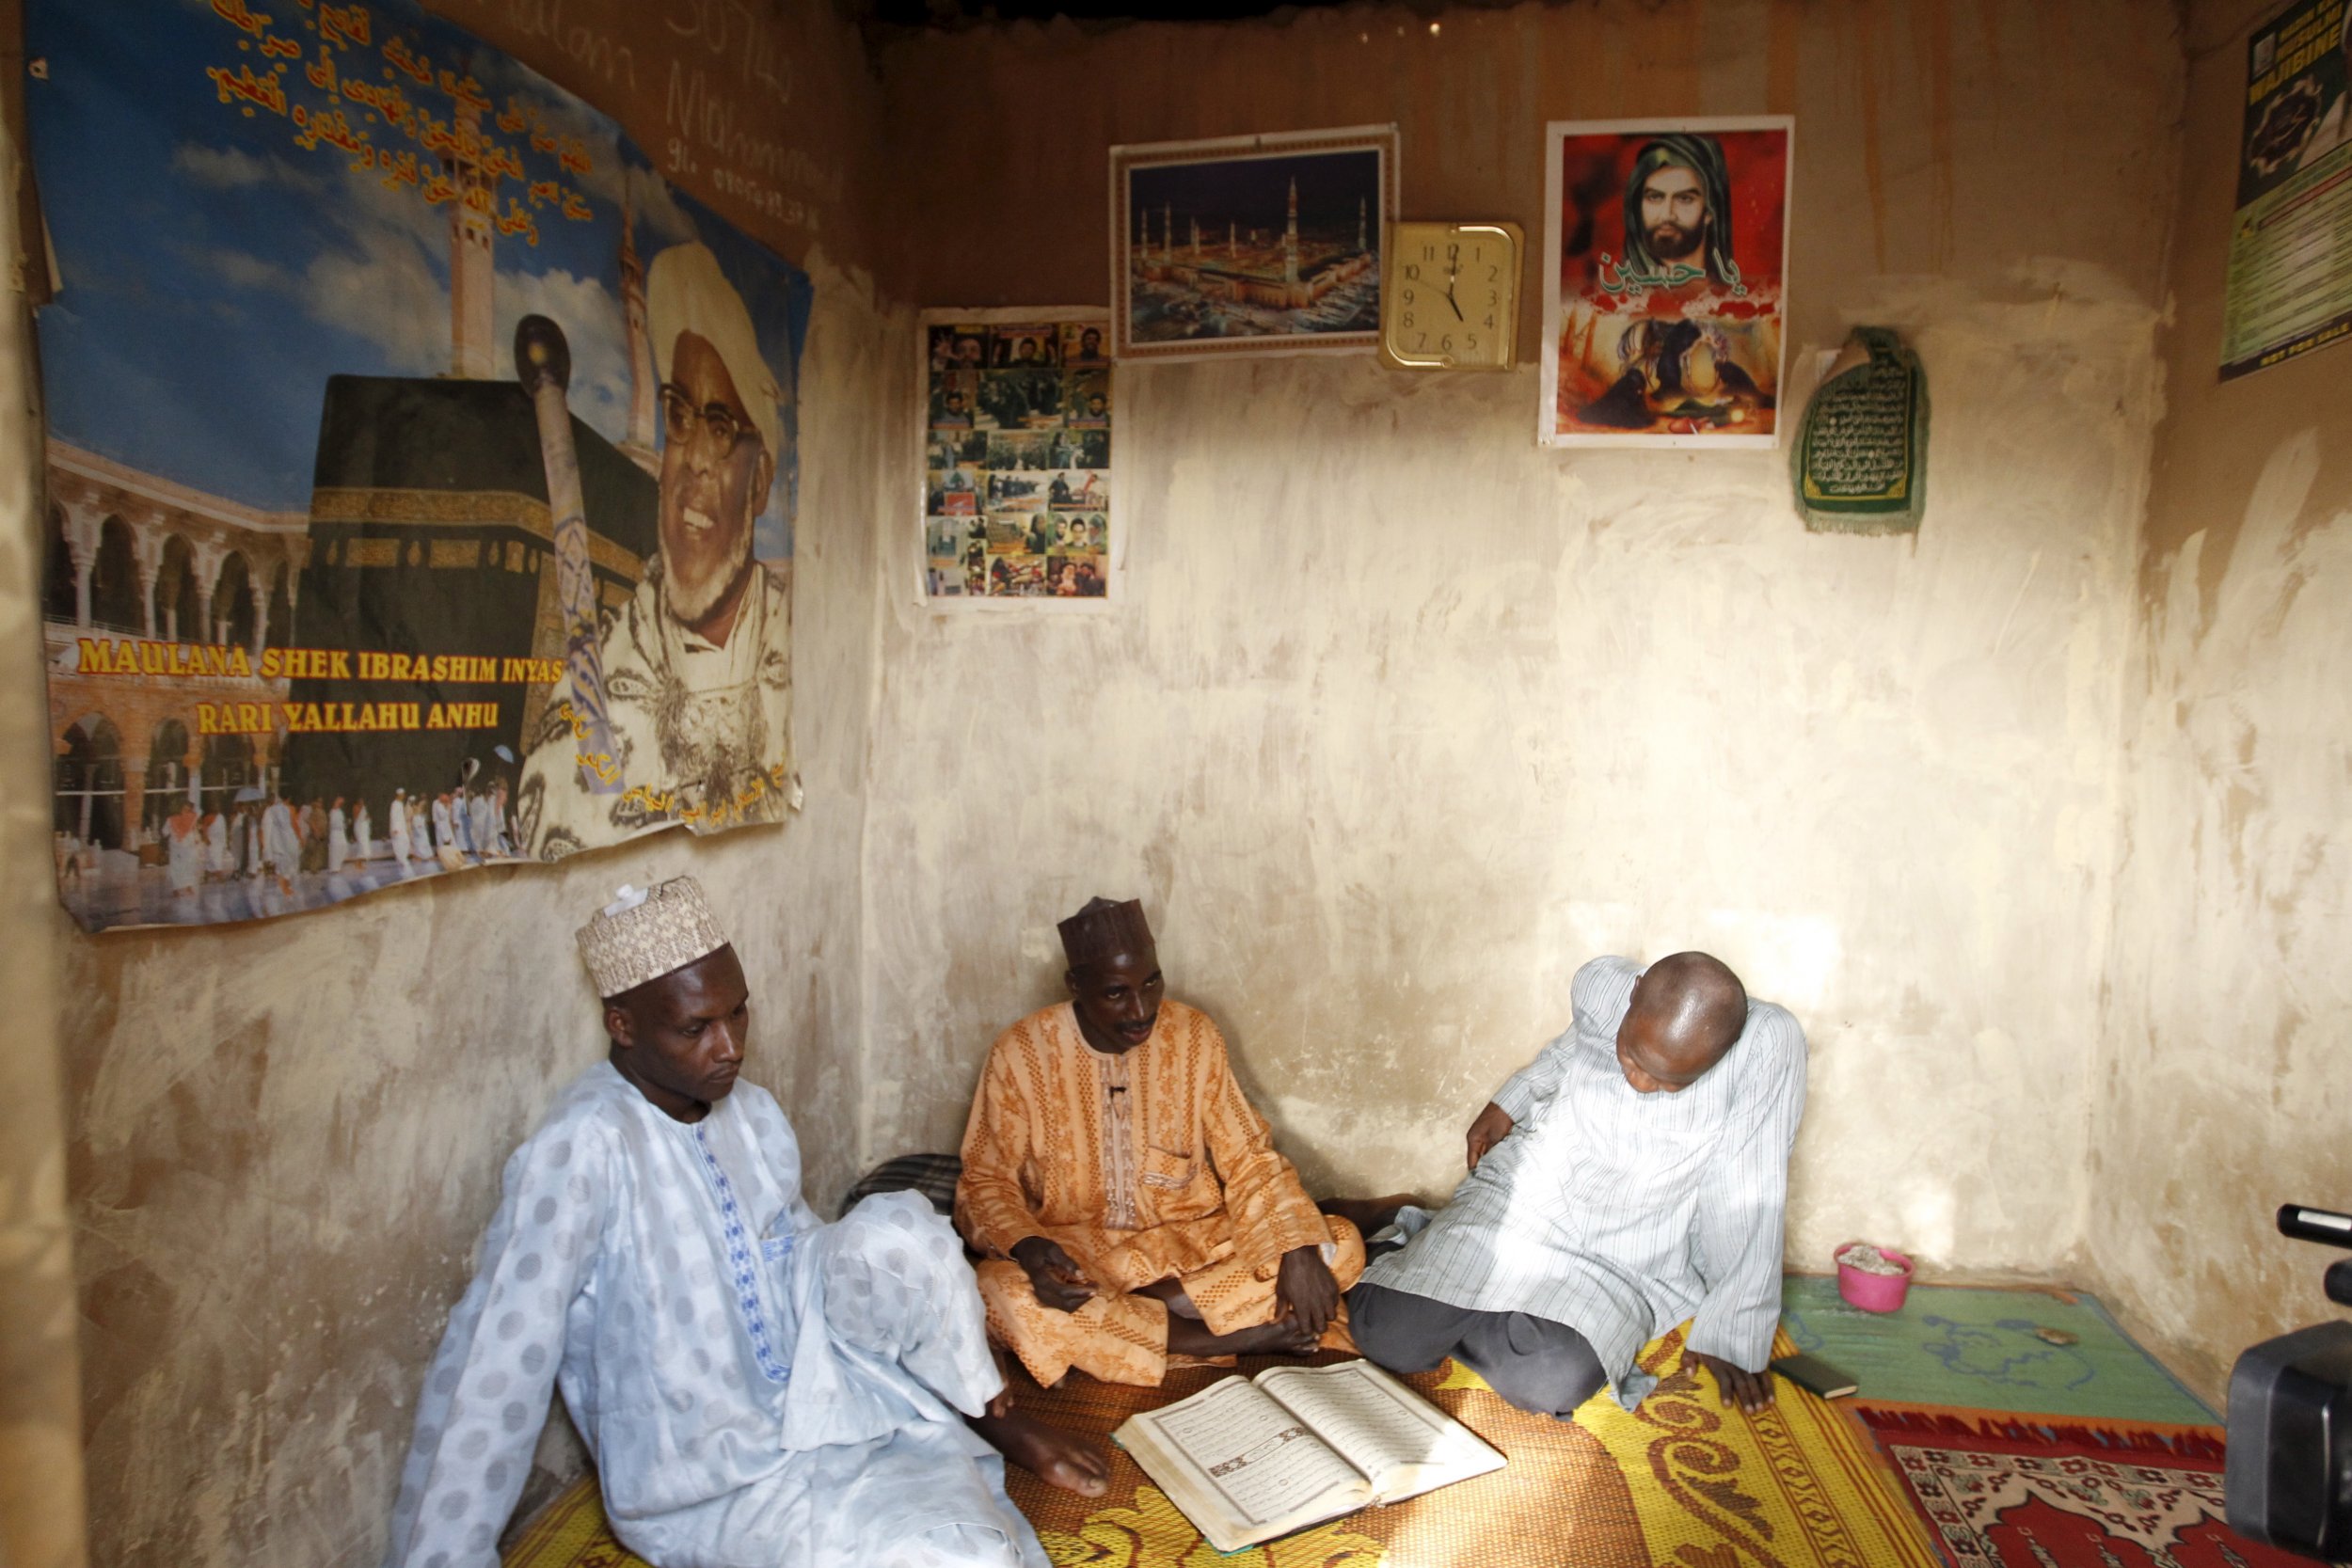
[1009,1236,1094,1312]
[1685,1351,1775,1415]
[1274,1243,1341,1338]
[1466,1101,1516,1171]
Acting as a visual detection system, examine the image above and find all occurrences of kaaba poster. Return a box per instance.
[28,0,813,932]
[1539,117,1792,449]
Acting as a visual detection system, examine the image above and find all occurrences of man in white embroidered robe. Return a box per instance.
[1351,953,1806,1418]
[384,877,1104,1568]
[517,241,794,861]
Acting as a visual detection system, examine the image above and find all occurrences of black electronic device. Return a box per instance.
[1770,1351,1859,1400]
[2222,1204,2352,1560]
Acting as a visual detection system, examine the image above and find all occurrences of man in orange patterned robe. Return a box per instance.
[956,897,1368,1387]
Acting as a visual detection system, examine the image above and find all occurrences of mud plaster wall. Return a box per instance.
[2087,0,2352,1402]
[19,0,2317,1559]
[865,0,2183,1286]
[32,4,903,1565]
[0,114,87,1568]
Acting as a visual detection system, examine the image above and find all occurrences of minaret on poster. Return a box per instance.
[442,99,496,379]
[1283,178,1299,284]
[618,201,659,474]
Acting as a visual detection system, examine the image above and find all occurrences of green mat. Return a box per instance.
[1777,1275,2215,1424]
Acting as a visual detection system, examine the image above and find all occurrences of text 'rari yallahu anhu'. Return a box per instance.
[198,699,501,735]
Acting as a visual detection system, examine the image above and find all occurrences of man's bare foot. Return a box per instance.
[1136,1276,1324,1356]
[1168,1313,1320,1358]
[971,1405,1112,1497]
[1318,1193,1418,1235]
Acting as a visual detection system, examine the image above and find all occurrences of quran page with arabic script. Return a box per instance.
[1114,1359,1505,1552]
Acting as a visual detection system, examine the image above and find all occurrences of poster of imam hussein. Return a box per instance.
[1539,117,1792,448]
[27,0,812,932]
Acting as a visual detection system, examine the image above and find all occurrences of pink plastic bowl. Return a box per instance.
[1835,1242,1914,1312]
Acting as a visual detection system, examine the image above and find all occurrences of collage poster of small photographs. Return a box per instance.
[925,315,1113,599]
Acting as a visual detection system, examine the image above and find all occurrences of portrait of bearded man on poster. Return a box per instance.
[1541,119,1792,447]
[1619,134,1741,291]
[518,240,796,859]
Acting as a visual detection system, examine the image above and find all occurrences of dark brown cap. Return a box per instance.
[1057,896,1153,968]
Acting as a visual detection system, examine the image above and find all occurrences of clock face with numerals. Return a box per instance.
[1381,222,1523,371]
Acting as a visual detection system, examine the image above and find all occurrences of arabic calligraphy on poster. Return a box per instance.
[202,0,597,245]
[1538,117,1793,450]
[29,0,813,932]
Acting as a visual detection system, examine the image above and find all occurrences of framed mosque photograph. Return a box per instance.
[1538,116,1794,449]
[919,306,1120,608]
[1108,125,1399,362]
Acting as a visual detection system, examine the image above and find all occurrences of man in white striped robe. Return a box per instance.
[1350,952,1805,1418]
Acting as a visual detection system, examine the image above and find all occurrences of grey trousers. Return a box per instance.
[1345,1280,1607,1418]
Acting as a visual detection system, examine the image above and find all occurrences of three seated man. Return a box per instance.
[388,884,1804,1564]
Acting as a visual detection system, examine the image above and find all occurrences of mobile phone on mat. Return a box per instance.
[1769,1352,1858,1400]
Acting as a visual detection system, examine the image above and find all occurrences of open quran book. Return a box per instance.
[1114,1359,1506,1553]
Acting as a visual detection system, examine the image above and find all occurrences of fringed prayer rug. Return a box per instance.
[502,1327,1939,1567]
[1779,1276,2215,1424]
[1851,1403,2303,1568]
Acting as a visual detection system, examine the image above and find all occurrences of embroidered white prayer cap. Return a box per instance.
[576,876,731,999]
[646,241,785,459]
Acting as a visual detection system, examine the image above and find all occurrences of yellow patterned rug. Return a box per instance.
[506,1327,1937,1567]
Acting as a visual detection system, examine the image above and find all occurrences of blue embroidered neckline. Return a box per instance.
[691,1122,792,1386]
